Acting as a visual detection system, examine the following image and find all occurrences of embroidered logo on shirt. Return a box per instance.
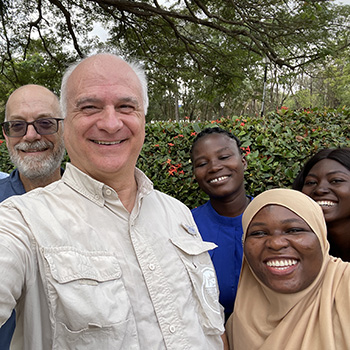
[201,267,220,314]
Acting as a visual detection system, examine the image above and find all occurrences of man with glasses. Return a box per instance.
[0,84,65,196]
[0,84,65,349]
[0,54,226,349]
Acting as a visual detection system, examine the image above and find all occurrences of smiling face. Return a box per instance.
[4,85,65,179]
[301,159,350,224]
[244,205,323,293]
[191,133,247,200]
[63,55,145,184]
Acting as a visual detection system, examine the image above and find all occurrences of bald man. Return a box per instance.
[1,84,65,195]
[0,56,225,349]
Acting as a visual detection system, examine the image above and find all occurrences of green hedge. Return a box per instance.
[1,107,349,208]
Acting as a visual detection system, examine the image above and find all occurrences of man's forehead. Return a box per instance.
[7,97,58,120]
[69,77,143,107]
[68,56,141,92]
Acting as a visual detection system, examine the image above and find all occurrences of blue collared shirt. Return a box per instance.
[0,169,25,201]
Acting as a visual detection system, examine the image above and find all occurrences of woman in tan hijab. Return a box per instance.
[226,188,350,350]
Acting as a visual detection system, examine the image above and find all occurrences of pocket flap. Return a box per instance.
[170,237,217,256]
[43,248,122,283]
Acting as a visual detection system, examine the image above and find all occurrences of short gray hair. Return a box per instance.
[60,53,149,117]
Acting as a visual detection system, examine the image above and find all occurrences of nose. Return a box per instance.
[265,233,289,250]
[208,159,223,173]
[313,179,330,195]
[97,107,124,133]
[22,124,41,142]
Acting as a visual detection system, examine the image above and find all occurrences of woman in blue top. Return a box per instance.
[191,127,252,322]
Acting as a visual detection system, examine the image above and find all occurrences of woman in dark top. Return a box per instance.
[293,148,350,261]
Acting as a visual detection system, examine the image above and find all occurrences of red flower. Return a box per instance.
[166,158,172,164]
[241,146,251,155]
[168,165,178,176]
[191,132,196,136]
[154,144,159,147]
[240,122,245,126]
[168,143,174,146]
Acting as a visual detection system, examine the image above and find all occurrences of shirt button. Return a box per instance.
[148,263,155,271]
[169,325,176,333]
[105,189,112,196]
[94,194,99,200]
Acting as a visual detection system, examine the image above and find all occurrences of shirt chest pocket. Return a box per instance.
[170,237,224,335]
[43,247,137,346]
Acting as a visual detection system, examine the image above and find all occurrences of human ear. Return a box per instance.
[242,154,248,171]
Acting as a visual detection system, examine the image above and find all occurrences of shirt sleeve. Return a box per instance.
[0,203,33,326]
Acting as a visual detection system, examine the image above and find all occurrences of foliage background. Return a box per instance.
[1,108,350,208]
[0,1,350,121]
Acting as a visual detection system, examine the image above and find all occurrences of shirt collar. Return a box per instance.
[62,163,153,207]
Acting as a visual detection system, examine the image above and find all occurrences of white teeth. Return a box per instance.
[317,201,336,207]
[210,176,228,183]
[266,259,297,268]
[94,140,122,145]
[24,149,45,152]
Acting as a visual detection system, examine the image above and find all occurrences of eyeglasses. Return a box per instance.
[1,118,64,137]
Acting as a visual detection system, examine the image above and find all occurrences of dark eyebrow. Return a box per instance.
[249,217,306,228]
[248,221,267,228]
[193,146,234,163]
[307,170,349,177]
[215,147,232,153]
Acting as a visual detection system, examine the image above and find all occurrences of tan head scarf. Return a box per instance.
[226,188,350,350]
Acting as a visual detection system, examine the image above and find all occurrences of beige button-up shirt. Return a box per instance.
[0,164,224,349]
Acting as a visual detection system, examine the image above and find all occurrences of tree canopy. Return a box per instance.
[0,0,349,120]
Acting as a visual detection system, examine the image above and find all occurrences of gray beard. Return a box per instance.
[9,139,65,180]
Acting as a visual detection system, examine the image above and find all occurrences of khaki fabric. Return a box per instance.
[0,164,224,350]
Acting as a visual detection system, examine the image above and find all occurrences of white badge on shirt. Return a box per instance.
[201,267,220,314]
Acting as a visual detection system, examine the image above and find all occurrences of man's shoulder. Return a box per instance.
[0,170,25,201]
[2,179,63,207]
[0,171,9,179]
[0,175,11,186]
